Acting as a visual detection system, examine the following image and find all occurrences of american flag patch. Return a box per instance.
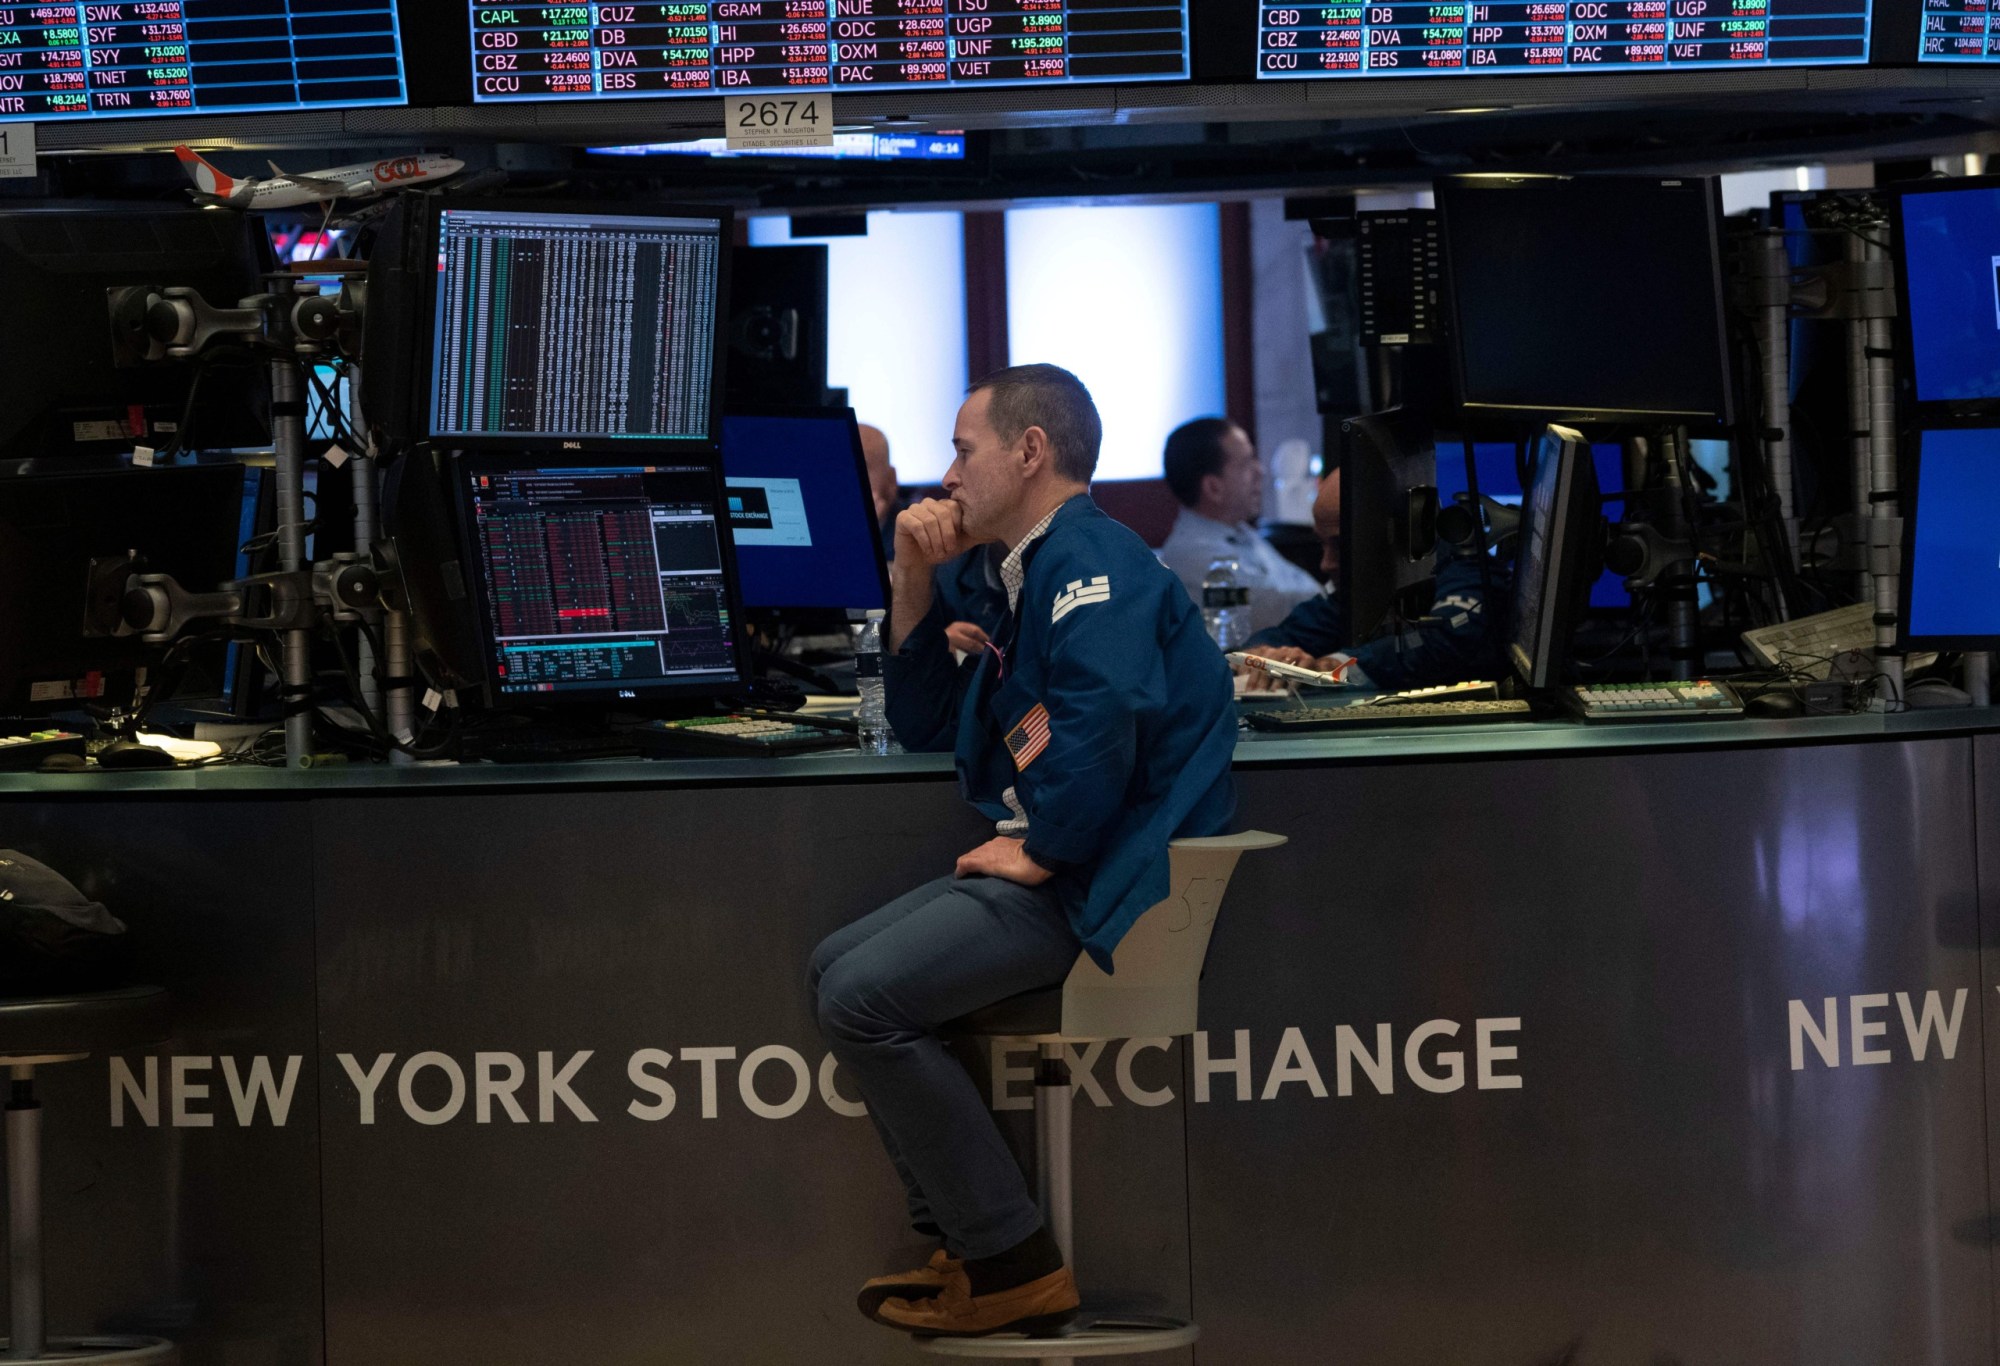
[1004,703,1051,771]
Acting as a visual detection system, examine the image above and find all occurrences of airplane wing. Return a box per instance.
[286,173,354,197]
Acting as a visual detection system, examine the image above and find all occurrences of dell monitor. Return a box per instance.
[422,200,732,446]
[1508,425,1604,690]
[1901,427,2000,648]
[1339,411,1439,641]
[1437,175,1734,427]
[719,410,891,617]
[1893,179,2000,412]
[451,449,749,707]
[0,462,246,713]
[0,207,272,462]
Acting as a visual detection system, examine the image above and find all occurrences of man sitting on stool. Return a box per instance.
[808,364,1237,1338]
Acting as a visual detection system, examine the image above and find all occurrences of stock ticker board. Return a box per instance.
[468,2,1192,100]
[0,1,406,119]
[1256,0,1869,74]
[1919,0,2000,58]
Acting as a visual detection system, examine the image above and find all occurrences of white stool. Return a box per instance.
[2,988,176,1364]
[920,831,1287,1364]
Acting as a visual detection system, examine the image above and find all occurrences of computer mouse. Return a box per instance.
[95,741,178,770]
[1746,690,1804,719]
[36,752,86,773]
[1905,679,1974,709]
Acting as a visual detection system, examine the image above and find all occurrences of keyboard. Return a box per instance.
[637,713,857,758]
[477,731,643,764]
[1243,699,1535,732]
[1387,680,1501,702]
[1566,679,1744,722]
[0,730,87,770]
[1741,604,1873,679]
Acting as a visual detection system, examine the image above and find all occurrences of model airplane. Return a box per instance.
[174,145,465,211]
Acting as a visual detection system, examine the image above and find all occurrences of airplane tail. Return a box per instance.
[173,144,236,199]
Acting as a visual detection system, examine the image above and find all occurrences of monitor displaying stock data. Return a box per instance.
[1917,0,2000,59]
[427,205,727,443]
[1255,0,1870,75]
[467,1,1192,101]
[457,456,746,702]
[0,1,406,120]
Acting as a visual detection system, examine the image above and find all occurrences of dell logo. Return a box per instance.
[563,440,582,449]
[619,690,637,699]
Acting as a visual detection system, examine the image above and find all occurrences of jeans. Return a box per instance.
[809,873,1082,1261]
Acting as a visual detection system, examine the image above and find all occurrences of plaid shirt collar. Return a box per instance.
[1000,503,1065,615]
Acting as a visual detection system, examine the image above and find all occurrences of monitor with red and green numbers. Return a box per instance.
[467,2,1192,101]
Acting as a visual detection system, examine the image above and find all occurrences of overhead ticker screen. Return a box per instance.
[1256,0,1869,74]
[1919,0,2000,58]
[468,2,1192,100]
[0,1,406,120]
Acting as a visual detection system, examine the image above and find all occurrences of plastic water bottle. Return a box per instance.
[855,609,891,756]
[1202,558,1250,651]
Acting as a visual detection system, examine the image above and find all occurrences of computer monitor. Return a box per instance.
[424,201,732,446]
[1437,175,1734,427]
[1508,426,1604,690]
[1339,412,1439,640]
[1901,427,2000,648]
[1437,441,1631,610]
[1892,179,2000,412]
[719,410,890,617]
[450,449,749,707]
[725,247,831,409]
[0,462,246,713]
[0,207,272,462]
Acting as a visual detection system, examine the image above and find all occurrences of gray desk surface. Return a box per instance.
[2,707,1993,798]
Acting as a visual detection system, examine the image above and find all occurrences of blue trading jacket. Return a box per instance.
[886,495,1238,972]
[1246,551,1513,691]
[934,544,1010,641]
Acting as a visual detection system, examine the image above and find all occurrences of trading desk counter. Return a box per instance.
[0,705,1983,795]
[6,709,2000,1366]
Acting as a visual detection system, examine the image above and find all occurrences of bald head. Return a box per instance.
[859,423,899,526]
[1313,469,1342,578]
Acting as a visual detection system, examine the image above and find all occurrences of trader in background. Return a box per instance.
[1156,417,1322,634]
[1241,471,1510,691]
[809,365,1237,1339]
[860,422,906,556]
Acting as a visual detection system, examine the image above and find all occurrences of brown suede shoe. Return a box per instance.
[857,1249,964,1325]
[876,1264,1081,1338]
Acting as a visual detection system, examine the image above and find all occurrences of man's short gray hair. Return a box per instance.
[968,364,1102,485]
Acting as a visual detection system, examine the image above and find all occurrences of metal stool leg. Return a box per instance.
[1034,1046,1074,1366]
[920,1042,1197,1360]
[8,1064,45,1360]
[0,1056,177,1364]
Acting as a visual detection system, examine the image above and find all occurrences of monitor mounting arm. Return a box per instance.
[93,551,379,640]
[102,271,372,766]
